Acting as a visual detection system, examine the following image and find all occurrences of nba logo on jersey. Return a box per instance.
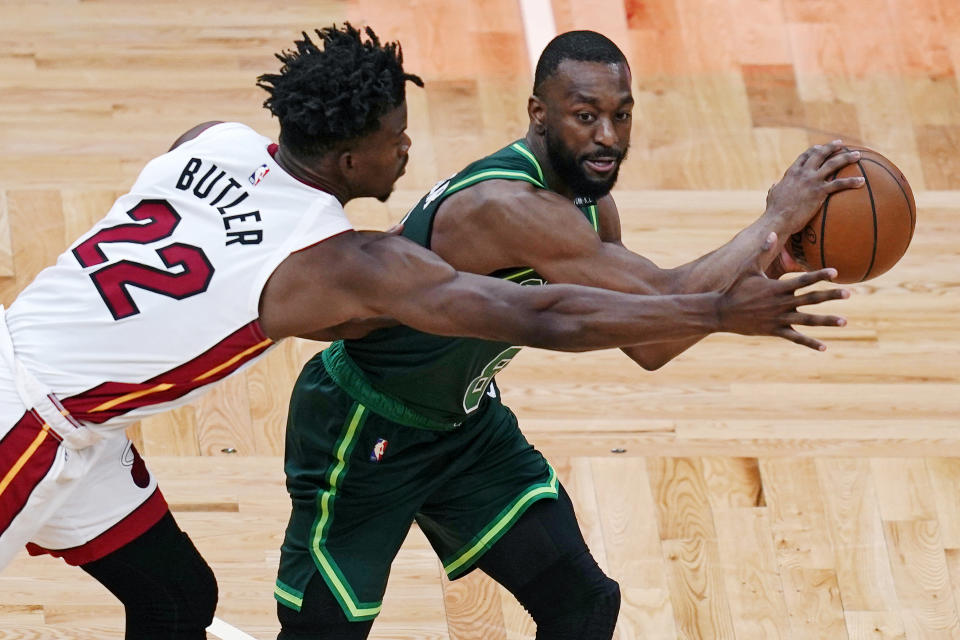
[370,438,388,462]
[249,164,270,186]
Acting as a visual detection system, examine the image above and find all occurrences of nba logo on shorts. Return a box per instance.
[249,163,270,186]
[370,438,388,462]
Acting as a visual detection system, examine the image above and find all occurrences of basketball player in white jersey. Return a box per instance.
[0,24,850,638]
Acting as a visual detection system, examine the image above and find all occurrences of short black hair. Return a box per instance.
[533,31,628,96]
[257,23,423,158]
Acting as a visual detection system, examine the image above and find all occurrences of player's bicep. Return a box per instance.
[519,193,677,295]
[258,232,395,339]
[489,189,615,271]
[261,230,479,340]
[352,235,493,326]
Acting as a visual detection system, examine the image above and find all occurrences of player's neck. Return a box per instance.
[523,131,578,202]
[273,145,349,204]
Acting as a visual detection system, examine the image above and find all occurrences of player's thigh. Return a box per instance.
[0,391,69,568]
[29,435,164,562]
[277,572,374,640]
[415,401,560,579]
[280,389,440,623]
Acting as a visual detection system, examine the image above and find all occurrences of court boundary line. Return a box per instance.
[207,616,262,640]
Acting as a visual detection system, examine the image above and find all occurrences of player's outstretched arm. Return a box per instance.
[258,230,847,352]
[431,141,862,368]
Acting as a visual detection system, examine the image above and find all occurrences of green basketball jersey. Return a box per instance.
[339,140,600,426]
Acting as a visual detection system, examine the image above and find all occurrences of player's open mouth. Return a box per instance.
[584,158,617,174]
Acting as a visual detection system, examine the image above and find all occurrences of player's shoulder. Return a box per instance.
[454,140,544,181]
[597,192,620,213]
[169,121,223,150]
[426,140,553,220]
[442,176,543,218]
[168,122,266,151]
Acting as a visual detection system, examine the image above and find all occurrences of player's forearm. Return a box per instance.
[603,221,782,367]
[507,285,723,352]
[666,194,822,294]
[667,222,777,294]
[534,241,750,363]
[587,241,748,368]
[539,241,755,365]
[618,223,776,366]
[390,271,723,352]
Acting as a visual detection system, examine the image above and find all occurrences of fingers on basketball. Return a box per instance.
[788,146,916,284]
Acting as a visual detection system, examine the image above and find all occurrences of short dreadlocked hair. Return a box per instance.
[258,23,423,158]
[533,31,628,96]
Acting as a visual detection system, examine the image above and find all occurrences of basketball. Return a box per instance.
[789,146,916,283]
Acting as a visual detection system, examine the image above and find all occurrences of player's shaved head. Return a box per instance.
[533,31,628,97]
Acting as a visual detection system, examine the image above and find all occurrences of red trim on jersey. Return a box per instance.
[0,412,60,537]
[60,320,273,424]
[25,488,169,566]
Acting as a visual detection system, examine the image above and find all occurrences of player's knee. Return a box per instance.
[514,550,620,638]
[556,569,620,630]
[141,521,218,632]
[173,540,218,630]
[590,573,621,625]
[81,513,218,637]
[125,529,218,635]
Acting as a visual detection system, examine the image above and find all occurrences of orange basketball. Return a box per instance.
[789,146,916,283]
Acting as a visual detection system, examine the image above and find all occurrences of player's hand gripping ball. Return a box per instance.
[789,146,915,283]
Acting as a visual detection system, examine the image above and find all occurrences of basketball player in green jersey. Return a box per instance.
[275,31,863,639]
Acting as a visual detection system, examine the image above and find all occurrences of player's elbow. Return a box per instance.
[623,344,674,371]
[638,358,668,371]
[634,351,672,371]
[623,344,680,371]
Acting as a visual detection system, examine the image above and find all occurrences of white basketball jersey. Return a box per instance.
[4,122,353,429]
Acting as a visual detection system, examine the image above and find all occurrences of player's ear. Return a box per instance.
[528,94,547,134]
[338,150,356,175]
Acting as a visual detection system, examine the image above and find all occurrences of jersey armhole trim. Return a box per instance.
[446,169,545,196]
[509,141,546,184]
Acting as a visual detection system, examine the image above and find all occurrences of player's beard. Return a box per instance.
[545,128,627,199]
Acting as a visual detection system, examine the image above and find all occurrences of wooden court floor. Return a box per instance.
[1,0,959,638]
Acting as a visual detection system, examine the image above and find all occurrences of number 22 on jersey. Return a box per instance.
[73,199,214,320]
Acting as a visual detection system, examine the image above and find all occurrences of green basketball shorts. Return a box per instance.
[274,352,558,622]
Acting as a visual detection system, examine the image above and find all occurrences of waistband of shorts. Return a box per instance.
[321,341,459,432]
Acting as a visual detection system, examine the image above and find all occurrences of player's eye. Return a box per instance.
[615,112,631,121]
[576,112,595,123]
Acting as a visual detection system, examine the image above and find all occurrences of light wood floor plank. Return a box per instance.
[1,0,958,637]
